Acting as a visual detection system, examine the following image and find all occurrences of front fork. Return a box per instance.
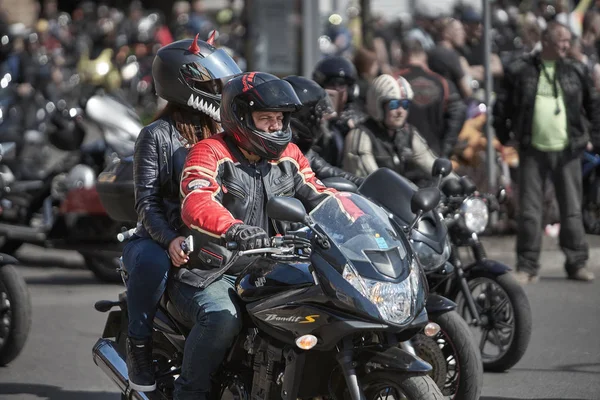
[451,234,486,326]
[337,349,367,400]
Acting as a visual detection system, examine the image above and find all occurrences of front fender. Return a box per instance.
[426,294,456,316]
[354,345,432,375]
[468,258,511,276]
[0,253,19,266]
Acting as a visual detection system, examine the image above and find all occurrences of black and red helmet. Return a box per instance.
[220,72,302,160]
[152,33,242,121]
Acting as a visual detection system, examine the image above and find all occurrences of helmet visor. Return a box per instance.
[181,48,242,94]
[237,79,301,112]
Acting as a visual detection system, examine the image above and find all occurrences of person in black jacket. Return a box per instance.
[494,21,600,284]
[311,56,367,167]
[123,35,241,392]
[174,72,335,400]
[283,75,365,187]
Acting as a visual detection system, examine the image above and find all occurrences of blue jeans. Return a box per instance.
[122,236,171,340]
[167,275,242,400]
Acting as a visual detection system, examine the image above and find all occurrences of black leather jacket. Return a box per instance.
[305,148,364,186]
[494,52,600,152]
[178,134,335,288]
[132,116,190,248]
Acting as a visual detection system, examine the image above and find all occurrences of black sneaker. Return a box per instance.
[126,337,156,392]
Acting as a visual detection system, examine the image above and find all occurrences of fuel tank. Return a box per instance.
[235,258,314,303]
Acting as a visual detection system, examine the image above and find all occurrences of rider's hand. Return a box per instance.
[168,236,189,267]
[226,224,269,251]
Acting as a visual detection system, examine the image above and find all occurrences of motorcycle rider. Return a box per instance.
[311,55,367,167]
[123,35,241,392]
[172,72,335,400]
[343,74,458,186]
[283,75,365,187]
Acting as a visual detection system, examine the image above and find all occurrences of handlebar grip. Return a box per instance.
[226,242,238,250]
[117,228,137,242]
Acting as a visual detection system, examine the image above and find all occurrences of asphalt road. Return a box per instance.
[0,235,599,400]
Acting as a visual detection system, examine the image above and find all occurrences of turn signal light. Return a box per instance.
[295,334,318,350]
[424,322,441,337]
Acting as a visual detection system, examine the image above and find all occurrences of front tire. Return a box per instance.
[0,265,32,366]
[454,272,532,372]
[413,311,483,400]
[361,371,444,400]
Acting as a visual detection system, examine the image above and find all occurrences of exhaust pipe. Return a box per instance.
[92,338,151,400]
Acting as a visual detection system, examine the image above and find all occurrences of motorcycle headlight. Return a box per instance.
[342,261,422,326]
[461,197,489,234]
[412,237,451,272]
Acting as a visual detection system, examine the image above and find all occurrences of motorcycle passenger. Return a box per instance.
[343,74,458,186]
[123,36,241,392]
[172,72,335,400]
[283,75,365,187]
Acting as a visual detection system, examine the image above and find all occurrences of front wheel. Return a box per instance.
[0,265,32,365]
[412,311,483,400]
[454,272,532,372]
[361,371,444,400]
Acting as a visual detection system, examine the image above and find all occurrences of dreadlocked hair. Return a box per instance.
[152,102,221,146]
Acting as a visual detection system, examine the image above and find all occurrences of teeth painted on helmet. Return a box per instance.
[188,93,221,121]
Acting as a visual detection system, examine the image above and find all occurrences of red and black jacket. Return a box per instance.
[176,133,336,288]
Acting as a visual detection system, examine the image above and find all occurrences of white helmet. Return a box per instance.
[397,76,414,100]
[366,74,414,122]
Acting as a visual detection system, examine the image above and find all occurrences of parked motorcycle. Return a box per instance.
[0,88,141,282]
[93,192,448,399]
[436,173,532,372]
[0,143,32,366]
[0,252,31,366]
[582,151,600,235]
[355,161,531,372]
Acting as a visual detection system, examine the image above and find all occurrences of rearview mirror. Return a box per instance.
[410,187,441,215]
[441,178,463,197]
[432,158,453,178]
[459,176,477,196]
[267,196,307,223]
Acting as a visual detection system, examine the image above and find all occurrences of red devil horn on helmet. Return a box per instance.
[207,30,217,46]
[188,33,201,55]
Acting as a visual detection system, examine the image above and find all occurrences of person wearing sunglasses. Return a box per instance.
[343,74,457,186]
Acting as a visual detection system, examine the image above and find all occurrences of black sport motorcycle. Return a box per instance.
[92,192,447,400]
[354,161,531,373]
[324,172,484,400]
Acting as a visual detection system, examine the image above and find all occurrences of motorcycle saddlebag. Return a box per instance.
[97,156,137,222]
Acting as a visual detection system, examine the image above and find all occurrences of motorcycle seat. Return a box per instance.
[159,294,194,329]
